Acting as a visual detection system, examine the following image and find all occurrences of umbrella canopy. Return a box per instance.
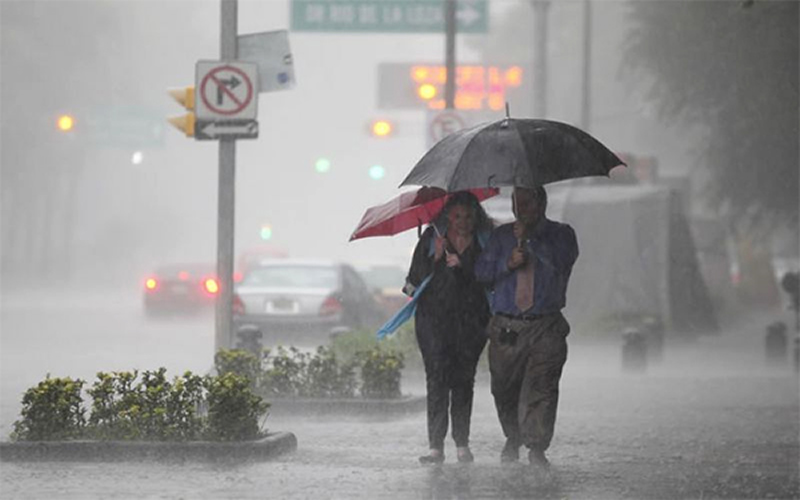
[400,118,626,191]
[349,187,499,241]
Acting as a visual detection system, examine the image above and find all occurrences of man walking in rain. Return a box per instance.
[475,186,579,469]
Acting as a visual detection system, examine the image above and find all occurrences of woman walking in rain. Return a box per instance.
[404,191,494,464]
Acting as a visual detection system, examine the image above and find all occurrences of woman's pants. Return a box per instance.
[417,313,487,450]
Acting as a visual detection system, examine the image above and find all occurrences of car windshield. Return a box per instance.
[241,265,338,288]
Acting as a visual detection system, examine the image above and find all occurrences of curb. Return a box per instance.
[267,395,426,417]
[0,431,297,463]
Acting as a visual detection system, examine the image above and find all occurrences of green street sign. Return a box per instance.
[86,106,165,149]
[291,0,488,33]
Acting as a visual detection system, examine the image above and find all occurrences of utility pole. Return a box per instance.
[581,0,593,131]
[531,0,551,118]
[444,0,456,109]
[216,0,237,351]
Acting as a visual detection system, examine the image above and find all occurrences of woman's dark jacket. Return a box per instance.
[406,226,490,356]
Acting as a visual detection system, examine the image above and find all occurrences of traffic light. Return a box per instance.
[368,165,385,180]
[315,157,331,173]
[260,224,273,240]
[167,86,195,137]
[417,84,437,101]
[370,119,394,138]
[56,114,75,132]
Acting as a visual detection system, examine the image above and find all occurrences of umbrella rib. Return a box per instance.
[448,123,489,190]
[510,122,534,186]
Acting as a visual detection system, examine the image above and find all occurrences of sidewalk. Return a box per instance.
[1,310,797,499]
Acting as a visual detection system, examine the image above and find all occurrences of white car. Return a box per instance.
[233,259,387,345]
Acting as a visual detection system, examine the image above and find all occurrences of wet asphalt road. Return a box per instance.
[1,287,798,499]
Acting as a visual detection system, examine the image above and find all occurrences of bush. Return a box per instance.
[261,346,310,397]
[357,346,404,399]
[11,376,86,441]
[214,344,407,400]
[214,349,262,385]
[331,324,422,372]
[12,369,266,442]
[163,371,206,441]
[303,346,358,399]
[85,369,206,441]
[205,372,269,441]
[86,370,140,440]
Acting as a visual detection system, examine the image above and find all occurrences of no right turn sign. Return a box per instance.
[195,61,259,121]
[427,110,466,148]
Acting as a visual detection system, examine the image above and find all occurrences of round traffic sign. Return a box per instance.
[199,65,254,116]
[429,111,466,144]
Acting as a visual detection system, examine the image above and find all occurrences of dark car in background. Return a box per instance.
[143,263,219,317]
[357,263,410,317]
[232,259,387,345]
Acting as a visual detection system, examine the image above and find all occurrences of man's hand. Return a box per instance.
[507,246,527,270]
[508,221,529,270]
[513,221,527,241]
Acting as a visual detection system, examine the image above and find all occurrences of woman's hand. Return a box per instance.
[446,252,461,268]
[434,235,447,261]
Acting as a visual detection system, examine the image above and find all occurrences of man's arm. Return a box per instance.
[474,231,498,285]
[563,225,579,270]
[475,228,514,286]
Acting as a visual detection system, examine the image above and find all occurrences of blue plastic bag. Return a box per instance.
[376,274,432,340]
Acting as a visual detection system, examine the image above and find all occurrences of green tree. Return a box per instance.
[623,0,798,230]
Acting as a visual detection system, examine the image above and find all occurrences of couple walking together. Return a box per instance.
[404,186,579,468]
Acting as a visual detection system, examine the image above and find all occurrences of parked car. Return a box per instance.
[232,259,387,345]
[142,263,218,317]
[236,244,289,282]
[356,263,410,317]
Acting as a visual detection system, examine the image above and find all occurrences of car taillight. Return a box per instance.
[233,272,243,283]
[145,278,158,291]
[232,294,245,315]
[319,295,342,316]
[178,271,190,281]
[204,278,219,295]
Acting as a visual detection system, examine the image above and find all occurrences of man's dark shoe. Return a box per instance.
[419,453,445,464]
[500,440,520,463]
[528,448,550,469]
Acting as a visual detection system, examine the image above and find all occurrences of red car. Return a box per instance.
[143,263,219,317]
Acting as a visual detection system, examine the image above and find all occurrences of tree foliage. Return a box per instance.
[623,0,798,229]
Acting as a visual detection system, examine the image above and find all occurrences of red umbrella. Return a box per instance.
[349,187,499,241]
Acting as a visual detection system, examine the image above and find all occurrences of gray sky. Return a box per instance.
[1,0,698,283]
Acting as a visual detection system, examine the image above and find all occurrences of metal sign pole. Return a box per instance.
[216,0,238,353]
[532,0,550,118]
[581,0,592,131]
[444,0,456,110]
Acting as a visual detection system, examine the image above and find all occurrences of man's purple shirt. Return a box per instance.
[475,218,579,316]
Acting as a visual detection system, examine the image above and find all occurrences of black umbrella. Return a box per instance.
[400,118,626,191]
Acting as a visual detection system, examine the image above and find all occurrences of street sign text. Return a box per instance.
[291,0,488,33]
